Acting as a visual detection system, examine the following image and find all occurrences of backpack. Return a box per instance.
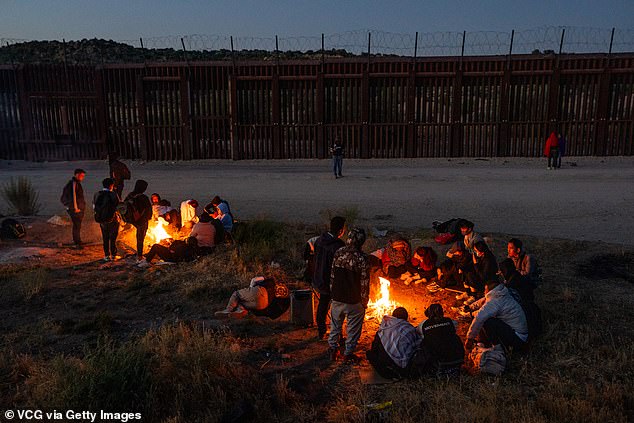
[469,344,506,376]
[0,218,26,239]
[118,195,143,224]
[93,191,117,223]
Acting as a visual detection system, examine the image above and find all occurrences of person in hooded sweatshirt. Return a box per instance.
[312,216,346,340]
[124,180,152,260]
[464,280,529,352]
[366,307,421,379]
[466,240,498,303]
[544,131,560,170]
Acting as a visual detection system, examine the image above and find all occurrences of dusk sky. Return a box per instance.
[1,0,633,41]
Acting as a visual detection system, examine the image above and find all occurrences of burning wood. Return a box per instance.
[146,217,173,247]
[366,276,399,320]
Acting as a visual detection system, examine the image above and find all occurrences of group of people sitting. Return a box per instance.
[298,216,543,376]
[89,170,234,266]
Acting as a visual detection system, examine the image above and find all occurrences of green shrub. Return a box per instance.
[1,177,41,216]
[233,219,302,267]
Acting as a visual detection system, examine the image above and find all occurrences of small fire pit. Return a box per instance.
[366,277,400,320]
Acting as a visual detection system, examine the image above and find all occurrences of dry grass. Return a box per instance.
[0,224,633,422]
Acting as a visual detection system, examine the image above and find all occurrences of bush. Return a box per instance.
[232,219,302,267]
[1,177,41,216]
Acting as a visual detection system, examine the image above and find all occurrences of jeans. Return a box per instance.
[333,155,343,176]
[547,147,560,169]
[146,244,175,262]
[481,317,527,350]
[100,221,119,257]
[315,292,331,336]
[133,221,148,258]
[67,210,84,245]
[329,301,365,355]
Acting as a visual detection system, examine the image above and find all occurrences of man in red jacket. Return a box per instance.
[544,131,560,170]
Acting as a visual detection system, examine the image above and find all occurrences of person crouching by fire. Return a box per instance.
[366,307,421,379]
[328,227,369,364]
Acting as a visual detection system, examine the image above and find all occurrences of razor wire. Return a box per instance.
[2,26,634,58]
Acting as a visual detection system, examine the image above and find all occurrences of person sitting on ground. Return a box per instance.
[137,237,199,268]
[458,219,484,255]
[329,227,370,364]
[414,304,464,377]
[465,240,498,303]
[160,199,180,231]
[499,259,542,339]
[312,216,346,340]
[408,246,438,288]
[151,193,163,220]
[214,276,272,319]
[507,238,541,287]
[180,199,199,232]
[190,213,216,256]
[379,235,412,279]
[437,241,475,291]
[205,196,234,233]
[366,307,421,379]
[463,280,529,353]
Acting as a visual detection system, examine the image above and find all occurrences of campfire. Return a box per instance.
[146,217,173,247]
[366,276,399,320]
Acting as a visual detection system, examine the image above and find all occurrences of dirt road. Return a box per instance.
[1,156,633,245]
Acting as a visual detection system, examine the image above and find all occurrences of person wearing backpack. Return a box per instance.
[109,152,131,199]
[124,180,152,261]
[60,168,86,248]
[93,178,121,262]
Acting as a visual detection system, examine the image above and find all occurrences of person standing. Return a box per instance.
[544,131,560,170]
[124,180,152,261]
[330,136,344,179]
[328,227,369,363]
[109,152,131,199]
[556,133,566,169]
[93,178,120,262]
[60,168,86,248]
[312,216,346,340]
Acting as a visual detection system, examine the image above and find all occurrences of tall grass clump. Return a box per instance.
[1,177,41,216]
[232,219,302,268]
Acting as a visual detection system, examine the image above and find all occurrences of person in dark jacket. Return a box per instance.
[437,241,475,290]
[312,216,346,340]
[109,152,131,198]
[93,177,120,262]
[556,133,566,169]
[125,180,152,260]
[467,240,498,302]
[507,238,541,287]
[328,227,369,363]
[415,304,464,377]
[137,237,198,267]
[499,258,542,339]
[330,136,344,179]
[60,168,86,248]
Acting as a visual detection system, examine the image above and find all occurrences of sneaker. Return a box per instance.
[214,310,231,319]
[426,282,440,292]
[229,309,248,319]
[328,347,340,362]
[136,259,151,268]
[414,278,426,285]
[102,256,111,263]
[400,272,412,281]
[403,277,413,286]
[343,353,361,364]
[455,292,469,300]
[317,331,327,341]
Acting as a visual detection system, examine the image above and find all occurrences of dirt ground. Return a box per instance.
[1,156,633,246]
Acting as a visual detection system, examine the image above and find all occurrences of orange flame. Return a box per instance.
[147,217,172,245]
[367,276,398,319]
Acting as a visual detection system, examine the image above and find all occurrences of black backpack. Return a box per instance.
[1,218,26,239]
[118,195,143,224]
[94,191,118,223]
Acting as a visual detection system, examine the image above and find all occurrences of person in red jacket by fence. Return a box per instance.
[544,131,560,170]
